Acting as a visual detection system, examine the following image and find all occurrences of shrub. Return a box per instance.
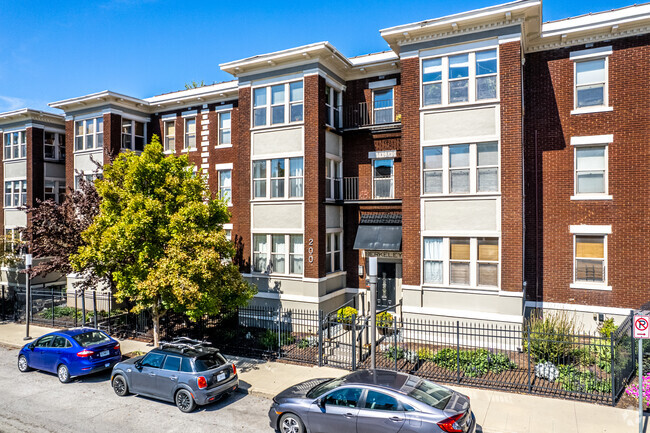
[258,330,295,350]
[39,306,80,320]
[524,311,577,362]
[432,348,517,377]
[384,345,404,361]
[417,348,435,361]
[337,306,358,324]
[298,335,319,349]
[598,318,617,339]
[558,365,611,393]
[376,312,393,330]
[535,361,559,381]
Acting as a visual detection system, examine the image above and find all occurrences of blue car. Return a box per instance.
[17,327,122,383]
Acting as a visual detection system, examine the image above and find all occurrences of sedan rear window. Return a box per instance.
[72,331,111,348]
[193,352,227,372]
[407,379,453,410]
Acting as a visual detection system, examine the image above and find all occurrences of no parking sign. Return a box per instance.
[634,315,650,339]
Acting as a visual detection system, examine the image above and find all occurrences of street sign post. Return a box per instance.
[634,315,649,433]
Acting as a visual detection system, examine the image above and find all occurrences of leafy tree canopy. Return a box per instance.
[71,135,255,345]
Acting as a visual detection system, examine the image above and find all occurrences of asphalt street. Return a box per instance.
[0,346,275,433]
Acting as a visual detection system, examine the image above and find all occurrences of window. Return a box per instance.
[45,180,66,204]
[323,388,362,408]
[74,117,103,151]
[74,173,100,190]
[35,335,54,348]
[575,146,606,195]
[423,237,443,284]
[224,229,232,241]
[575,235,606,284]
[575,58,606,109]
[252,157,303,199]
[4,227,23,253]
[4,180,26,208]
[423,237,499,288]
[373,88,394,124]
[325,86,341,127]
[164,121,175,152]
[422,142,499,195]
[52,336,72,349]
[373,159,394,199]
[44,131,65,160]
[218,111,231,145]
[253,234,303,276]
[4,131,26,160]
[422,48,498,107]
[162,356,182,371]
[325,158,342,200]
[121,119,145,151]
[326,232,342,274]
[364,390,401,411]
[218,170,231,205]
[141,352,165,369]
[253,81,303,127]
[184,118,196,150]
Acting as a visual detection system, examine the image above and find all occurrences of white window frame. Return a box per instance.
[184,117,196,150]
[570,46,612,114]
[4,179,27,208]
[421,47,499,108]
[251,233,304,276]
[251,157,303,200]
[44,178,66,204]
[74,173,101,190]
[325,157,342,201]
[251,80,304,128]
[217,169,232,206]
[372,87,394,124]
[74,117,103,152]
[325,85,342,128]
[121,118,146,152]
[570,135,612,200]
[218,111,232,146]
[43,130,65,161]
[4,130,26,160]
[372,158,394,199]
[422,142,499,196]
[421,236,500,290]
[326,231,342,274]
[163,120,175,153]
[4,226,23,253]
[570,225,611,291]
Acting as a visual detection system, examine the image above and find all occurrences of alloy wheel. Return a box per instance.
[280,415,302,433]
[58,364,70,383]
[17,355,29,372]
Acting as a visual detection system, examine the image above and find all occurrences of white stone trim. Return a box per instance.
[570,224,612,235]
[569,45,613,60]
[402,305,522,323]
[570,106,614,115]
[214,163,233,171]
[570,134,613,146]
[368,79,397,90]
[525,300,632,316]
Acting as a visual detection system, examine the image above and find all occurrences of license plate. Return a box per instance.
[217,372,226,382]
[100,350,110,357]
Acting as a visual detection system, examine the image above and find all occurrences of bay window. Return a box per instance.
[4,131,26,160]
[423,237,443,284]
[270,159,285,198]
[290,235,304,274]
[75,117,103,151]
[449,145,470,193]
[253,234,269,273]
[477,142,499,192]
[271,235,286,273]
[477,238,498,286]
[253,160,267,199]
[423,147,443,194]
[325,158,342,200]
[252,157,303,200]
[475,50,498,100]
[448,54,469,103]
[422,58,443,106]
[325,86,341,127]
[253,81,303,127]
[253,233,304,276]
[289,157,303,198]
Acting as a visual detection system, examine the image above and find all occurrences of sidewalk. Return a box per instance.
[0,322,640,433]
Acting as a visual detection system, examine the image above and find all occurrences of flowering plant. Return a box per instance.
[625,374,650,408]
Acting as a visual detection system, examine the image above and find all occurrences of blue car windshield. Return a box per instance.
[72,331,111,348]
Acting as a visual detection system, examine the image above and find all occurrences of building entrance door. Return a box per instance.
[376,262,396,310]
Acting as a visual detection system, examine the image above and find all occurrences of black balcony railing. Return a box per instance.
[344,177,359,200]
[343,101,399,129]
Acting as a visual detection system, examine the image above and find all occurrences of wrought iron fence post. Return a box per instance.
[108,296,111,335]
[456,321,460,384]
[526,329,533,394]
[318,310,323,367]
[92,290,98,329]
[51,287,55,327]
[81,289,86,324]
[1,286,5,320]
[277,309,282,359]
[611,330,616,406]
[352,315,357,371]
[394,316,398,372]
[74,291,78,327]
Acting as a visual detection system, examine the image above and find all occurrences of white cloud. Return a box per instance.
[0,95,27,112]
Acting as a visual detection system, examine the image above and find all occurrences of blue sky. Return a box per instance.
[0,0,634,112]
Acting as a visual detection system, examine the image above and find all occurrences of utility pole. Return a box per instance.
[24,254,32,341]
[369,257,377,370]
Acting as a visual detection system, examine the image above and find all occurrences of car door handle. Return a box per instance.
[344,413,355,418]
[170,376,178,381]
[149,372,156,377]
[389,416,402,422]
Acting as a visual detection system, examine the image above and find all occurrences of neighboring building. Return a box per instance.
[0,109,68,291]
[5,0,648,330]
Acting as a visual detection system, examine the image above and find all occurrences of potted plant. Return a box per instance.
[337,306,358,330]
[376,311,394,335]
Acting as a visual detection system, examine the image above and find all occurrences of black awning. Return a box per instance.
[353,225,402,251]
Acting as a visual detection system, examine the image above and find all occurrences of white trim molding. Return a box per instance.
[570,134,613,146]
[368,79,397,90]
[569,45,613,60]
[525,300,632,317]
[570,224,612,235]
[402,305,522,324]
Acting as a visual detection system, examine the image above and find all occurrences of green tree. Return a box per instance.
[71,135,255,346]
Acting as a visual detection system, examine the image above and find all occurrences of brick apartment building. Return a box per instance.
[1,0,648,330]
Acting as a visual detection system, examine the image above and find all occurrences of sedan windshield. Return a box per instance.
[306,377,346,399]
[407,379,453,410]
[72,331,111,348]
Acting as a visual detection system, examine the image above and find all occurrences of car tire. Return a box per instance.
[175,389,196,413]
[279,413,305,433]
[112,374,129,396]
[57,364,71,383]
[17,355,31,372]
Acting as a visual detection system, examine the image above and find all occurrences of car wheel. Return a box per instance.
[57,364,71,383]
[112,374,129,396]
[175,389,196,413]
[279,413,305,433]
[17,355,31,372]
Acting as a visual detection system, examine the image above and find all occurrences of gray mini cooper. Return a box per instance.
[111,338,238,412]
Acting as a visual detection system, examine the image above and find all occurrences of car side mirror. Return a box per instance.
[28,344,34,350]
[134,360,142,369]
[316,398,325,409]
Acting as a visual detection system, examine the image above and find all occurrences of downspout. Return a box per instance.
[521,51,527,319]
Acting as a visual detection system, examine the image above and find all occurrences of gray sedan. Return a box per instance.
[269,369,475,433]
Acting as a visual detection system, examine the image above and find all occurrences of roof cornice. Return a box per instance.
[0,108,65,126]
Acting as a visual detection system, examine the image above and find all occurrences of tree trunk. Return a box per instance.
[152,305,160,348]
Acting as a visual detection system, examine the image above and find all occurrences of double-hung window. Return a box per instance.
[45,180,66,204]
[373,88,394,124]
[4,180,26,208]
[4,227,22,252]
[422,58,443,106]
[253,233,304,275]
[325,158,342,200]
[373,159,394,199]
[252,157,304,199]
[575,59,606,109]
[575,146,606,195]
[448,54,470,103]
[4,131,26,160]
[184,118,196,150]
[423,237,443,284]
[475,50,498,100]
[477,142,498,192]
[326,232,342,273]
[218,111,231,145]
[75,117,103,151]
[164,121,175,152]
[449,145,470,193]
[423,147,443,193]
[325,86,341,127]
[253,81,304,127]
[574,235,606,284]
[44,131,65,160]
[218,170,232,205]
[121,119,145,151]
[450,238,471,285]
[477,238,498,286]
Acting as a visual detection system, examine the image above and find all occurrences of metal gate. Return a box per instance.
[321,307,370,370]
